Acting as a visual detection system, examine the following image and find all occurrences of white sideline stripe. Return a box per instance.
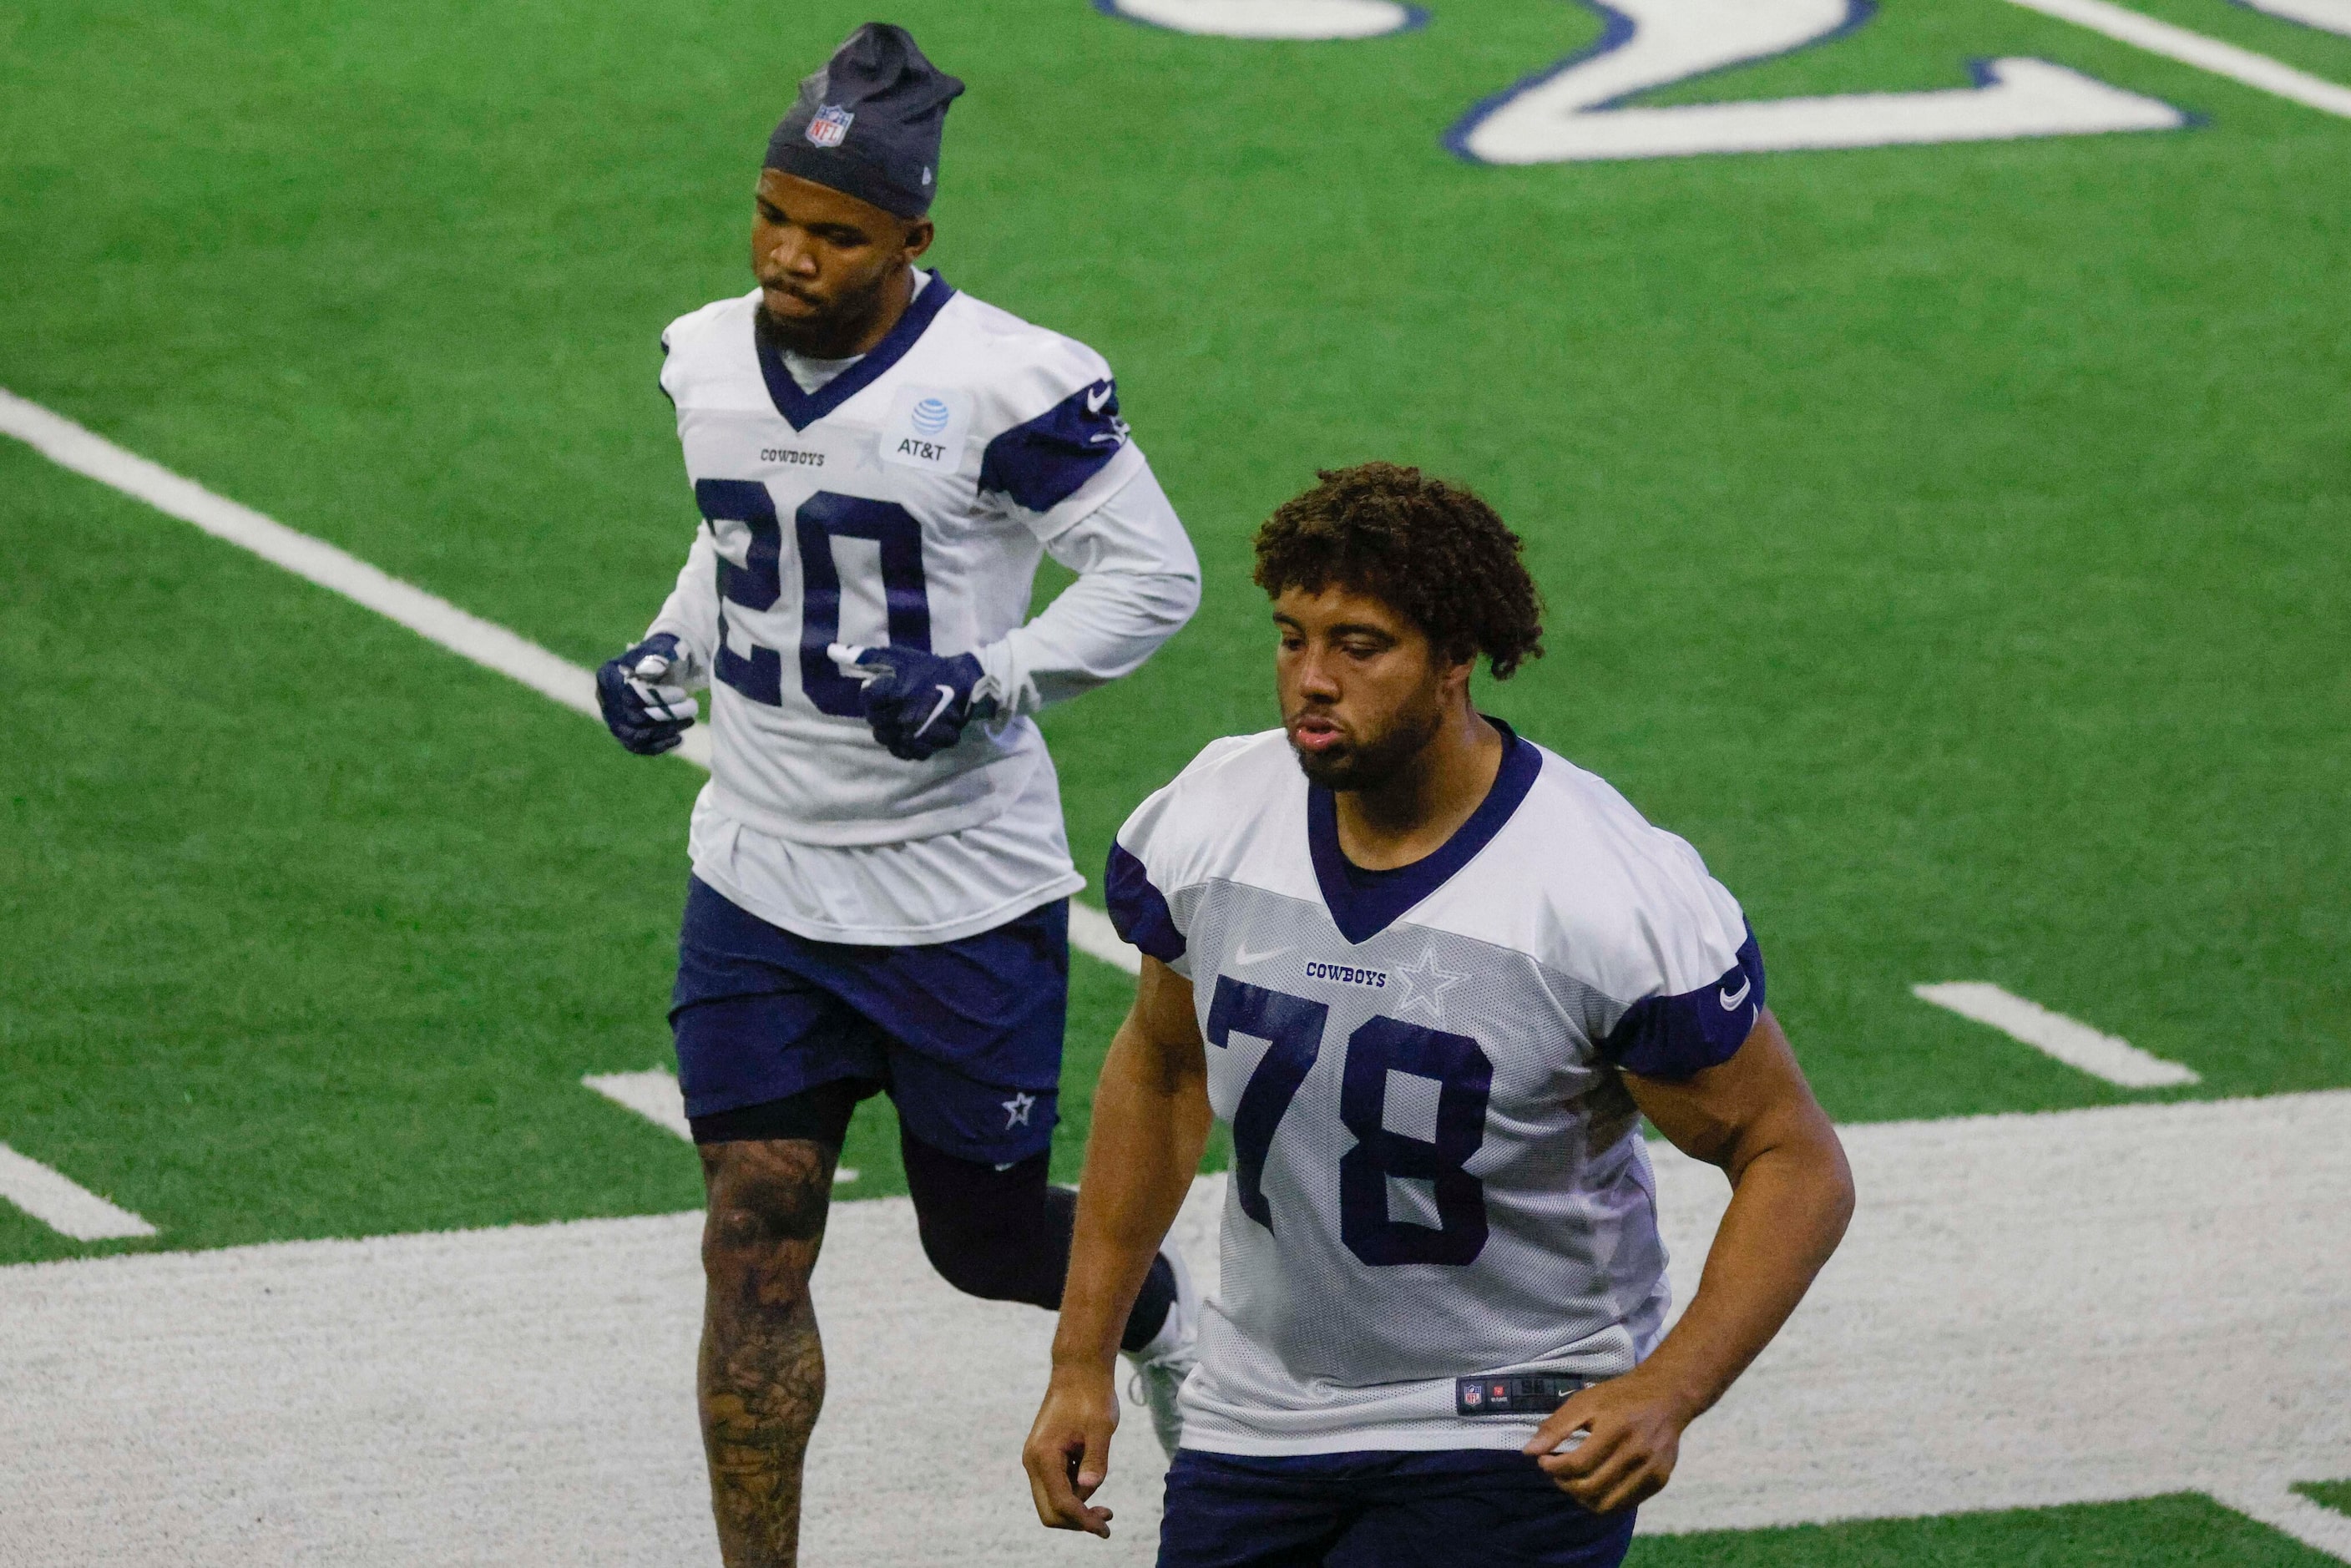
[582,1072,857,1182]
[1913,982,2200,1088]
[0,1144,156,1242]
[2002,0,2351,119]
[2212,1483,2351,1561]
[0,387,1146,964]
[5,1092,2348,1564]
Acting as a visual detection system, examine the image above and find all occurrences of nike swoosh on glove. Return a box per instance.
[595,634,699,756]
[829,643,999,762]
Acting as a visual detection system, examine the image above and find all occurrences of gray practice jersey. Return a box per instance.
[1106,726,1763,1454]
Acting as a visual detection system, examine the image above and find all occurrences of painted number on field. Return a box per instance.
[1449,0,2186,163]
[1093,0,2337,160]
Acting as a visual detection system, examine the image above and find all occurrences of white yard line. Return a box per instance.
[582,1071,858,1182]
[0,388,607,729]
[2212,1483,2351,1560]
[2003,0,2351,118]
[581,1070,696,1140]
[3,1092,2345,1564]
[0,387,1160,965]
[0,1144,156,1242]
[1913,980,2200,1087]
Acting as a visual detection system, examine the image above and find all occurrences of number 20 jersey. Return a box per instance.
[1105,725,1767,1454]
[651,273,1148,847]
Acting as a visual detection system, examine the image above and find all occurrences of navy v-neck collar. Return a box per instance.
[1307,720,1542,945]
[753,271,956,432]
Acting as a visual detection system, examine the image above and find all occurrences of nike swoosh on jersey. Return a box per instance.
[1718,976,1752,1010]
[1084,385,1112,414]
[917,685,958,736]
[1232,943,1291,967]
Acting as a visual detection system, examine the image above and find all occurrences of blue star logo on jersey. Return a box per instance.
[1001,1091,1036,1129]
[1390,948,1467,1022]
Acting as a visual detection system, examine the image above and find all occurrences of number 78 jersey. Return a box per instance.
[1105,726,1767,1455]
[650,274,1148,847]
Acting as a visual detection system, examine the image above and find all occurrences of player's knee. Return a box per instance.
[704,1211,820,1318]
[700,1141,833,1301]
[915,1213,1032,1302]
[902,1139,1065,1305]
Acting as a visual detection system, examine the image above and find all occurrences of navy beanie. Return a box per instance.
[765,23,964,220]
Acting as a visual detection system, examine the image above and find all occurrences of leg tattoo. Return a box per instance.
[698,1139,837,1568]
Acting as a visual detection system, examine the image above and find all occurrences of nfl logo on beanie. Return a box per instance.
[766,23,963,219]
[806,104,854,149]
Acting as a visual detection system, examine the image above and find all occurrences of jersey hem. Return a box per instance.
[686,851,1076,949]
[688,859,1084,948]
[1174,1422,1545,1457]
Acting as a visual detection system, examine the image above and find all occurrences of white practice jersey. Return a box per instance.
[646,271,1199,943]
[1105,725,1763,1454]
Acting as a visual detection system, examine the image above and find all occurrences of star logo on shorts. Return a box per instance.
[1391,948,1467,1022]
[1001,1092,1037,1129]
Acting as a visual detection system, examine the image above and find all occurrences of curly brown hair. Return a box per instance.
[1252,462,1545,680]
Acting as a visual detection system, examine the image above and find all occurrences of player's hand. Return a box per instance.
[1524,1368,1693,1515]
[1022,1364,1120,1538]
[595,634,699,756]
[828,642,999,762]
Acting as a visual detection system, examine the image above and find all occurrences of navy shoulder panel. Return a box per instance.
[1105,842,1185,964]
[979,378,1128,513]
[1600,923,1764,1080]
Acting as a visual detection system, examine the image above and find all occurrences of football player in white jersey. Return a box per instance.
[593,24,1202,1566]
[1024,464,1853,1565]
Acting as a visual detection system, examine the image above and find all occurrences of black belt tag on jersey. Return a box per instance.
[1456,1373,1585,1418]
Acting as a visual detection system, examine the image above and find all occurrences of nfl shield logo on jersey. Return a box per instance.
[806,104,854,149]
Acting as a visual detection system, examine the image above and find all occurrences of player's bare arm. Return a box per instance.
[1023,955,1214,1537]
[1528,1009,1853,1513]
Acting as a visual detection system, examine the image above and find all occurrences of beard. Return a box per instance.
[756,265,899,359]
[1291,701,1442,793]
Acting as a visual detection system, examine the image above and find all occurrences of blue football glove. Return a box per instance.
[829,642,998,761]
[595,634,699,756]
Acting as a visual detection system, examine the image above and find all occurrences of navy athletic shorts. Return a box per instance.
[669,876,1069,1165]
[1157,1449,1636,1568]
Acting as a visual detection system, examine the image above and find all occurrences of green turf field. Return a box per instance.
[2301,1483,2351,1518]
[3,0,2348,1553]
[8,0,2347,1243]
[1641,1492,2348,1565]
